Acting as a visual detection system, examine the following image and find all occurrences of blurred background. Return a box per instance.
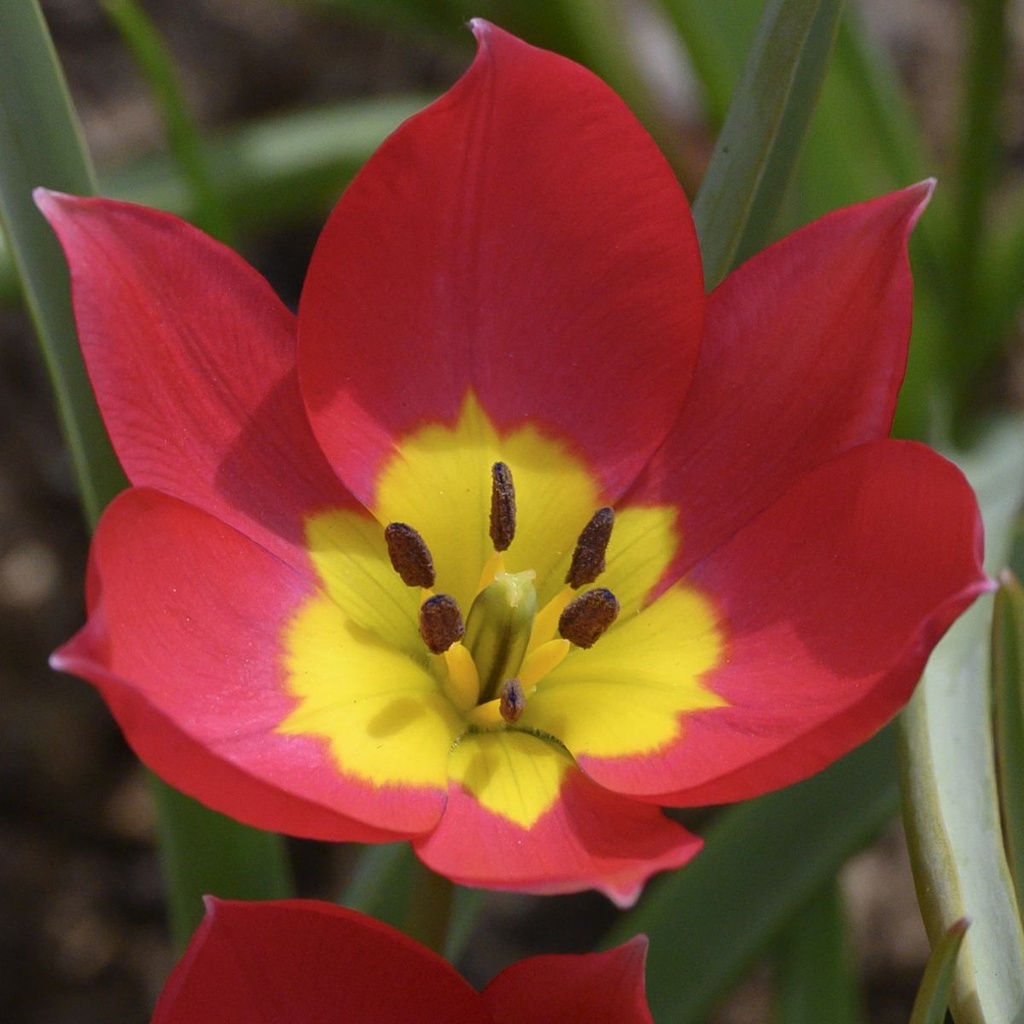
[1,1,1020,1021]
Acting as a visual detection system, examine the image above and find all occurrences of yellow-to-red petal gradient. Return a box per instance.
[586,440,988,805]
[298,21,704,506]
[415,730,701,906]
[53,488,447,839]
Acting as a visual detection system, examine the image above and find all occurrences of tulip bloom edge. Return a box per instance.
[42,20,989,905]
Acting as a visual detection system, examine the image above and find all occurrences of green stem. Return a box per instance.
[152,779,293,948]
[404,860,456,957]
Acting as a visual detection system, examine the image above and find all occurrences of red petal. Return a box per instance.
[299,20,703,505]
[414,749,701,907]
[35,190,353,571]
[483,937,653,1024]
[587,440,987,804]
[629,183,933,571]
[153,899,489,1024]
[54,488,445,839]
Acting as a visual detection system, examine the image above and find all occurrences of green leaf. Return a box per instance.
[772,880,862,1024]
[970,183,1024,426]
[152,780,292,947]
[993,569,1024,915]
[899,421,1024,1024]
[772,881,862,1024]
[910,918,970,1024]
[658,0,951,440]
[601,728,898,1024]
[789,13,942,232]
[0,0,112,526]
[691,0,845,288]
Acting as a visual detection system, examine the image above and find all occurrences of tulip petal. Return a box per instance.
[581,440,988,804]
[483,937,653,1024]
[299,20,703,505]
[153,899,489,1024]
[53,488,448,838]
[630,183,933,572]
[414,730,701,906]
[35,190,353,572]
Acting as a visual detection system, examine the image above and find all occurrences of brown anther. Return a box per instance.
[565,507,615,588]
[558,588,620,649]
[489,462,516,552]
[418,594,464,654]
[499,678,526,723]
[385,522,436,588]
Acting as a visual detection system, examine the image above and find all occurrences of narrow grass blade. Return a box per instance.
[602,728,898,1024]
[0,0,113,525]
[657,0,949,440]
[691,0,844,287]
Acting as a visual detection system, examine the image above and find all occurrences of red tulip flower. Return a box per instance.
[43,21,987,906]
[152,898,654,1023]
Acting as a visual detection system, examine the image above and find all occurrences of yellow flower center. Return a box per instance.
[382,457,626,730]
[278,394,726,828]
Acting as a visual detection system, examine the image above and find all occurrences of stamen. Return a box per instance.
[565,507,615,588]
[499,678,526,723]
[527,586,574,656]
[442,643,480,711]
[519,638,570,690]
[384,522,436,588]
[419,593,464,654]
[477,551,505,593]
[489,461,516,552]
[558,587,620,649]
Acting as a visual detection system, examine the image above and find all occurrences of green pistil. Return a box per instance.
[463,570,538,702]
